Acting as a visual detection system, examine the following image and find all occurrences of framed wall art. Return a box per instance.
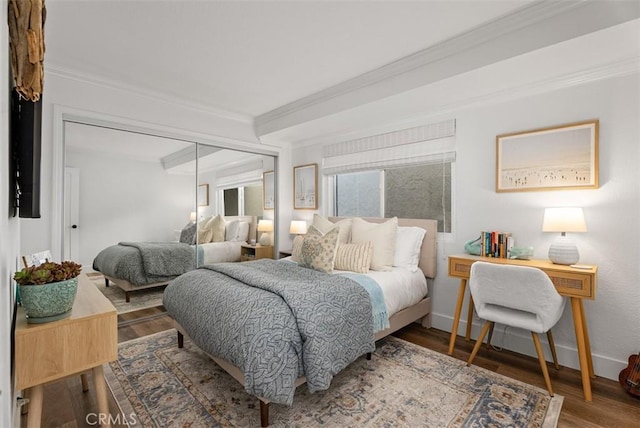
[197,183,209,206]
[263,170,274,210]
[496,120,599,192]
[293,163,318,210]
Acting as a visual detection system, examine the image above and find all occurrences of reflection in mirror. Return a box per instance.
[62,122,277,300]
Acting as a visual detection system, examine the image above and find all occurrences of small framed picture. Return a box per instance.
[263,171,274,210]
[197,183,209,206]
[293,163,318,210]
[496,120,599,192]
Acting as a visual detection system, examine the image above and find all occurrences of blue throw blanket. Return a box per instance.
[337,272,390,332]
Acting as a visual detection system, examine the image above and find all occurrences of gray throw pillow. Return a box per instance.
[179,222,197,244]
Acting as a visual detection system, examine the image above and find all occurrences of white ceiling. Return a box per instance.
[46,1,639,147]
[45,0,532,118]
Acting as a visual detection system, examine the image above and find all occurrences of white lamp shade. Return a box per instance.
[542,207,587,233]
[289,220,308,235]
[189,212,197,222]
[257,219,273,232]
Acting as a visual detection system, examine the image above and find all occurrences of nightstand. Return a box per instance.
[278,249,292,259]
[240,244,274,261]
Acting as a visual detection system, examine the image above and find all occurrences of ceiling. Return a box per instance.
[46,1,639,146]
[45,0,533,117]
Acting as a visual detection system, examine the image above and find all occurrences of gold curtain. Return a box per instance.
[8,0,46,102]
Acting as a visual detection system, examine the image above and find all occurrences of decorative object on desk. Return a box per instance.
[257,219,273,246]
[464,237,482,255]
[289,220,308,236]
[509,246,534,260]
[293,163,318,209]
[263,170,274,210]
[543,207,587,265]
[619,352,640,399]
[14,261,82,323]
[496,119,599,192]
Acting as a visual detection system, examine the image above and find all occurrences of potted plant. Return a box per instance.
[14,261,82,324]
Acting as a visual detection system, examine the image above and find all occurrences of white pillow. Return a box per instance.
[210,215,226,242]
[312,214,352,245]
[197,216,214,244]
[225,219,240,241]
[394,226,426,272]
[236,221,250,242]
[351,217,398,271]
[334,241,373,273]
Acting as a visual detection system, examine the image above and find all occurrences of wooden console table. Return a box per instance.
[447,254,597,401]
[15,274,118,427]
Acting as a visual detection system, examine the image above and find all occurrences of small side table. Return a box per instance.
[15,274,118,428]
[240,244,274,261]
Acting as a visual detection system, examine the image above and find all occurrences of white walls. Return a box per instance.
[65,151,195,270]
[292,73,640,381]
[20,71,281,260]
[1,0,21,424]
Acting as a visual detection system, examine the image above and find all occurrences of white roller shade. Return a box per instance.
[322,119,456,175]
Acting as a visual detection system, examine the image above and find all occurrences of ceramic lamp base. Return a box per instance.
[548,236,580,265]
[258,232,271,246]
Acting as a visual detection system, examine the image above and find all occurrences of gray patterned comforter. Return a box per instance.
[163,259,375,405]
[92,242,199,285]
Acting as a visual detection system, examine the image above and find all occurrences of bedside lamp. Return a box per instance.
[542,207,587,265]
[189,212,197,223]
[289,220,308,236]
[257,220,273,246]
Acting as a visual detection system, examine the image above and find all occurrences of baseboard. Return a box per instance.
[430,312,625,381]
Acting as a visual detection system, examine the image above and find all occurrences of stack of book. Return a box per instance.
[480,231,513,258]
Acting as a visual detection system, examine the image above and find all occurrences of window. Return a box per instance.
[333,162,452,233]
[220,184,263,217]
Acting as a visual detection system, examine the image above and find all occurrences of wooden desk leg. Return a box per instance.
[93,365,112,428]
[570,297,592,401]
[579,299,595,378]
[448,279,467,355]
[26,385,43,428]
[466,295,474,341]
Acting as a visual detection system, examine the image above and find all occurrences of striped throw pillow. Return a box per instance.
[334,241,373,273]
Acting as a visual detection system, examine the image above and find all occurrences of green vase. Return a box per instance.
[19,278,78,324]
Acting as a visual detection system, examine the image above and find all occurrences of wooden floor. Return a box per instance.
[22,307,640,427]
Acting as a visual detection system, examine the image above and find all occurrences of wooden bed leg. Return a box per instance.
[260,400,269,427]
[366,352,372,360]
[125,291,130,303]
[104,277,109,287]
[177,331,184,348]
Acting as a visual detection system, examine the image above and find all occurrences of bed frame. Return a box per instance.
[104,215,257,302]
[173,217,437,426]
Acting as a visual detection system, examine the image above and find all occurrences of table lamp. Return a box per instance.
[289,220,308,235]
[189,212,197,223]
[542,207,587,265]
[257,219,273,246]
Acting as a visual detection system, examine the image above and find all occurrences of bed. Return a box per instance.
[92,215,257,301]
[163,216,437,426]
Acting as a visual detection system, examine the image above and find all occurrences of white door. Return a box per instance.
[64,167,80,261]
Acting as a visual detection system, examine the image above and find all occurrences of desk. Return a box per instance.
[15,274,118,427]
[447,254,597,401]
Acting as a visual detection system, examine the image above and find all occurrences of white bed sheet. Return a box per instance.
[279,257,428,318]
[200,241,244,264]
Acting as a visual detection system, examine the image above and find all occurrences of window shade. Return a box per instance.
[322,119,456,175]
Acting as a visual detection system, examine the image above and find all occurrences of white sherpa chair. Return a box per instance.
[466,261,566,396]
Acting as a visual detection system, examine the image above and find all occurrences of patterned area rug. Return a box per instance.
[87,273,165,314]
[105,329,563,427]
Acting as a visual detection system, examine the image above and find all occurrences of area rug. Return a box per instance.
[105,329,563,427]
[87,273,165,314]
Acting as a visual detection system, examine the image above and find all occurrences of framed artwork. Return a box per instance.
[197,184,209,206]
[496,120,599,192]
[294,163,318,210]
[263,170,274,210]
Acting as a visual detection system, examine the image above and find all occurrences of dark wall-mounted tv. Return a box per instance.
[10,90,42,218]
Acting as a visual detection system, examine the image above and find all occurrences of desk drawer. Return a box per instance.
[547,272,593,299]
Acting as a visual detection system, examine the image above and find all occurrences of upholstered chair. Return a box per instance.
[466,261,566,396]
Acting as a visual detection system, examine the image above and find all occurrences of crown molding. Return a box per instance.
[256,0,639,136]
[290,57,639,149]
[46,63,254,124]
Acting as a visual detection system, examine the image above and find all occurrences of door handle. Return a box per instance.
[71,225,78,229]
